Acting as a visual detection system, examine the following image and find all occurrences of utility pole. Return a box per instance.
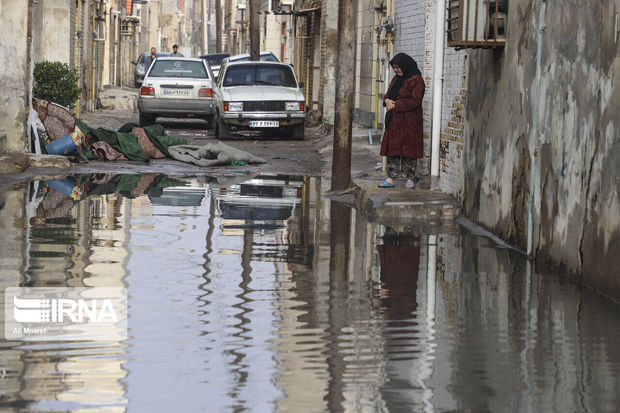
[331,0,358,191]
[216,0,222,52]
[249,0,259,60]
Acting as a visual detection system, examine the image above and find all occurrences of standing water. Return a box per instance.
[0,173,619,412]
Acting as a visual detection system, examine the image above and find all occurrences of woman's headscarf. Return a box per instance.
[385,53,421,125]
[390,53,421,79]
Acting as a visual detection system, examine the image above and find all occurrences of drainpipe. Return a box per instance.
[430,0,446,185]
[527,0,547,257]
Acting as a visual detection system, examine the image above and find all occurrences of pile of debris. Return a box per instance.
[29,98,265,167]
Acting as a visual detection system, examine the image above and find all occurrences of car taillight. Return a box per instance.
[297,187,303,198]
[140,86,155,96]
[199,88,214,97]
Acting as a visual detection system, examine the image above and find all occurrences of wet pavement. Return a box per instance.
[0,173,619,412]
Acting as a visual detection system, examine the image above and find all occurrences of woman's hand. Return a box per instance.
[385,99,396,111]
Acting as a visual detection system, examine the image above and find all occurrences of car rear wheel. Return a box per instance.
[215,117,230,140]
[139,112,156,127]
[291,123,304,141]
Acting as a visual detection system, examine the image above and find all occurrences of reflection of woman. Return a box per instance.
[377,231,420,319]
[379,53,426,189]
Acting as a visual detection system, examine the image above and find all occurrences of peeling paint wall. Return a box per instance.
[0,0,29,153]
[464,0,620,300]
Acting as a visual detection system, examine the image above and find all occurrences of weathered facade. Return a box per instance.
[463,0,620,299]
[31,0,74,65]
[373,0,620,300]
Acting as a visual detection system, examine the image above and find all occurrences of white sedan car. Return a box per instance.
[138,57,216,127]
[213,61,306,140]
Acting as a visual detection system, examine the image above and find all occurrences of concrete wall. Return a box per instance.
[0,0,29,153]
[463,0,620,300]
[318,0,338,124]
[353,1,377,127]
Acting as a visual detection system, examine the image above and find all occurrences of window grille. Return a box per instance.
[447,0,507,49]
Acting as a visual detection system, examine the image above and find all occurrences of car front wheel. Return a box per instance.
[139,112,156,127]
[215,117,230,140]
[291,123,304,141]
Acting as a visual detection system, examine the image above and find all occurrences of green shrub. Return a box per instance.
[33,61,81,109]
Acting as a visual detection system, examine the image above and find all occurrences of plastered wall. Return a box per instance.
[0,0,29,153]
[464,0,620,300]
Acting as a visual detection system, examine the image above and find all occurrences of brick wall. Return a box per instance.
[393,0,426,64]
[438,48,467,197]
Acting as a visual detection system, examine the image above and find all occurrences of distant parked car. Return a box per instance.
[137,57,216,127]
[222,51,280,65]
[213,60,306,140]
[132,52,170,88]
[199,53,230,79]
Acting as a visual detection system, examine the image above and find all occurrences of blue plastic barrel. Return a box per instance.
[46,179,76,196]
[46,134,77,155]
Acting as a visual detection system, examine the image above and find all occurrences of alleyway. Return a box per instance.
[1,158,619,411]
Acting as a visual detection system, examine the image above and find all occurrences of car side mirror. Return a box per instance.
[131,61,137,65]
[298,82,305,89]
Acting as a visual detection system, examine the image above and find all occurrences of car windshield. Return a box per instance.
[222,64,296,87]
[148,60,208,78]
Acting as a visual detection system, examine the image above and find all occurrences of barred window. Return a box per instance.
[447,0,507,49]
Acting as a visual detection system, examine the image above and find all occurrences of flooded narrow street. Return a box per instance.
[1,174,619,412]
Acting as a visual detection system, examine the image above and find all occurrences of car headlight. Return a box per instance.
[224,101,243,112]
[286,101,304,111]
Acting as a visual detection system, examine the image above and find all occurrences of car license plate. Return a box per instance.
[249,121,279,128]
[163,89,190,96]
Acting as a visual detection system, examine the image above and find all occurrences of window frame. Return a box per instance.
[446,0,507,49]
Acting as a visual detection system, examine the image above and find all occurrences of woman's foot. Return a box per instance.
[378,178,395,188]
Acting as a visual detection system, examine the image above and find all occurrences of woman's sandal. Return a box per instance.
[378,179,395,188]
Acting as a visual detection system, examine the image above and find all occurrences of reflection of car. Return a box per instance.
[222,51,280,64]
[137,57,216,127]
[213,175,304,224]
[199,53,230,79]
[213,61,305,140]
[148,178,207,206]
[133,52,170,88]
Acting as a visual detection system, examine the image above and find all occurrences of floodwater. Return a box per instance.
[0,173,619,412]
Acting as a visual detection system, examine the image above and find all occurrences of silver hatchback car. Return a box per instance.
[138,57,216,127]
[213,61,306,140]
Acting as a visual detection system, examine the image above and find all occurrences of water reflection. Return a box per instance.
[0,173,618,411]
